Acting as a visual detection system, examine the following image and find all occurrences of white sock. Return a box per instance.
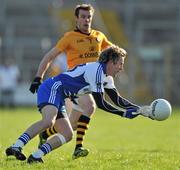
[32,149,45,158]
[12,139,24,148]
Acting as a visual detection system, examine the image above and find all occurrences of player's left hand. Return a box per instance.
[29,77,42,94]
[123,108,139,119]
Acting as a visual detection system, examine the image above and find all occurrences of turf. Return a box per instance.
[0,107,180,170]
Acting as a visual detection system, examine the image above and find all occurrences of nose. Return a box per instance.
[85,17,90,23]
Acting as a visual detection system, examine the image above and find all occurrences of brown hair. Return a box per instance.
[98,45,127,64]
[75,4,94,17]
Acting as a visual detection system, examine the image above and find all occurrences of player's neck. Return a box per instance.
[74,27,91,35]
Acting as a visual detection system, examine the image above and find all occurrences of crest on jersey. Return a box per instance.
[96,36,101,42]
[103,82,108,86]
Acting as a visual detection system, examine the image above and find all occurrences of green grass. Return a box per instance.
[0,107,180,170]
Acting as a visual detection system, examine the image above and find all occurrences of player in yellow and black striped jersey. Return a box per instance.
[29,4,113,159]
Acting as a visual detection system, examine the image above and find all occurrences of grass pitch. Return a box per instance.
[0,107,180,170]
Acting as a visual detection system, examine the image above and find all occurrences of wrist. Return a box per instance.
[34,77,42,82]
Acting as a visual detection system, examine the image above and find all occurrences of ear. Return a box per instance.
[109,60,114,65]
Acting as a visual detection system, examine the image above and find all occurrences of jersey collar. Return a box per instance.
[74,27,92,36]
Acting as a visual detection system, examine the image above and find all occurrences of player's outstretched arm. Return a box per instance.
[92,92,139,119]
[105,88,139,110]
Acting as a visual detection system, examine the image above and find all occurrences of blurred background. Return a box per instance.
[0,0,179,107]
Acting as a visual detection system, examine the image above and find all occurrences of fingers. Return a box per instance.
[29,77,42,94]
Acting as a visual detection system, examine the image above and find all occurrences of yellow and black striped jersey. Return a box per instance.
[55,29,112,69]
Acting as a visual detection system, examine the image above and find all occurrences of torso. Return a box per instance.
[55,30,112,69]
[53,62,107,97]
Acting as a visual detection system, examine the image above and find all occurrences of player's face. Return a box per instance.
[108,58,125,77]
[76,9,93,33]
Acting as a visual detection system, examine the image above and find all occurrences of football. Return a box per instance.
[150,98,172,121]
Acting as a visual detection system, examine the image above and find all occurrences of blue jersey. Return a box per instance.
[54,62,107,96]
[37,62,108,110]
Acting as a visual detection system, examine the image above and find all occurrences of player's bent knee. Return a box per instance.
[69,118,78,131]
[84,104,96,116]
[63,130,73,142]
[67,131,73,142]
[41,119,55,129]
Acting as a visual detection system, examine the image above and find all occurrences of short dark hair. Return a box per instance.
[98,45,127,64]
[75,4,94,17]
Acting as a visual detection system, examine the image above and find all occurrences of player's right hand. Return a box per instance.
[138,106,152,117]
[29,77,42,94]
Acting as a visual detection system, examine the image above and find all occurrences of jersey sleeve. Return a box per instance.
[86,64,105,93]
[105,88,140,110]
[55,33,70,52]
[101,33,113,49]
[103,76,116,89]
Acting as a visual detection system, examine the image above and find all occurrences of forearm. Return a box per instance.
[36,57,52,78]
[92,92,124,117]
[105,88,139,109]
[36,47,60,78]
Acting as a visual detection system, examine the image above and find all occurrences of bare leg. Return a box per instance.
[28,117,73,163]
[6,105,58,161]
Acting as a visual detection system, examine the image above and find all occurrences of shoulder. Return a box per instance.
[63,31,76,37]
[104,76,114,83]
[87,62,102,69]
[103,76,115,88]
[85,62,101,74]
[57,31,76,43]
[86,63,106,81]
[92,29,106,36]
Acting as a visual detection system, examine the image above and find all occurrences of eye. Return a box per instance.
[88,15,92,19]
[80,14,86,19]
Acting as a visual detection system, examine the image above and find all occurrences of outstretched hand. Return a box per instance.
[138,106,154,119]
[138,106,151,116]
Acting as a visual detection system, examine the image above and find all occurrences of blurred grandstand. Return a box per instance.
[0,0,179,106]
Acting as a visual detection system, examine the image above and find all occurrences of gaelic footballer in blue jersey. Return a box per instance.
[5,45,150,163]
